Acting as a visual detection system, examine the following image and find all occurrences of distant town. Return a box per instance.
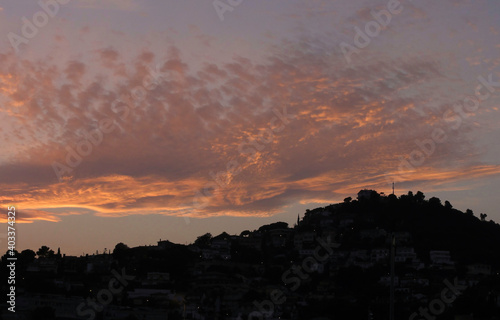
[2,190,500,319]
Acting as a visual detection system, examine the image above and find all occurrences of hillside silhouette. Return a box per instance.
[2,190,500,319]
[299,190,500,267]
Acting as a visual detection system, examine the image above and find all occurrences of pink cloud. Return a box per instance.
[0,36,497,219]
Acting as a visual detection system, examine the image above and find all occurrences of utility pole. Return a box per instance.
[390,233,395,320]
[392,182,395,195]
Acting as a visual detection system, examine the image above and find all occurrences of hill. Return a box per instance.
[3,190,500,319]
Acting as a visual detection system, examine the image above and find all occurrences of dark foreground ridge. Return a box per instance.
[1,190,500,319]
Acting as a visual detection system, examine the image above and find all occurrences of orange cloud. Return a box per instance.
[0,37,497,221]
[0,209,61,224]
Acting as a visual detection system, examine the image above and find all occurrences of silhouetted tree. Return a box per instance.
[36,246,54,259]
[344,197,352,203]
[388,194,397,202]
[428,197,442,207]
[480,213,487,221]
[444,200,453,210]
[258,222,288,232]
[466,209,474,216]
[194,233,212,248]
[113,242,129,254]
[20,249,36,263]
[415,191,425,202]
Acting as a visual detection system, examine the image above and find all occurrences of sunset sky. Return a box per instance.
[1,0,500,256]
